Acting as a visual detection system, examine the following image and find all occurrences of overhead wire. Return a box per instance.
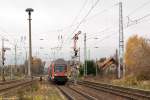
[60,0,150,59]
[86,27,111,37]
[60,0,100,51]
[127,0,150,16]
[58,0,88,51]
[70,0,88,28]
[63,2,118,47]
[93,0,150,45]
[71,0,100,35]
[126,13,150,27]
[58,0,91,52]
[83,3,118,23]
[47,1,118,54]
[94,14,150,48]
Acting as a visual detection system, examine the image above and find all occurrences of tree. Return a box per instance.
[79,64,84,76]
[125,35,150,80]
[24,57,45,75]
[86,60,96,76]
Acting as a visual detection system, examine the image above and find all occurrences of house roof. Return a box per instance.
[98,57,117,69]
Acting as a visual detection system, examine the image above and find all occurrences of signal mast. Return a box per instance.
[72,31,81,84]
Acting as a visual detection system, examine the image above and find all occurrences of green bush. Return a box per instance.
[79,65,84,76]
[86,60,96,76]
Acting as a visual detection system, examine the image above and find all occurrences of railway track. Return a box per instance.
[77,80,150,100]
[0,79,25,85]
[0,79,35,96]
[57,85,98,100]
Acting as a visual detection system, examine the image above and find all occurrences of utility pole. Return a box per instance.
[79,47,80,66]
[118,1,124,79]
[26,8,34,77]
[25,51,27,76]
[14,44,17,76]
[10,64,13,79]
[88,49,90,60]
[84,33,87,77]
[115,49,118,78]
[1,38,5,81]
[96,58,97,76]
[51,47,57,61]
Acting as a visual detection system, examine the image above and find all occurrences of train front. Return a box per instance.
[54,64,68,84]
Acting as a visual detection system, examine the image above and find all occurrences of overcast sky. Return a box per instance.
[0,0,150,65]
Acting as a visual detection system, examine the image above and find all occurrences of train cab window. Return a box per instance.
[55,66,66,72]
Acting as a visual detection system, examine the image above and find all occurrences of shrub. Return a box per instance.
[86,60,96,76]
[79,65,84,76]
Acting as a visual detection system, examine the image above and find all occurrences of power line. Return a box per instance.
[60,0,150,60]
[55,0,89,55]
[83,3,118,22]
[60,0,100,50]
[127,13,150,27]
[61,0,99,54]
[86,31,115,41]
[58,2,118,54]
[52,1,117,43]
[71,0,100,35]
[127,0,150,16]
[70,0,88,27]
[63,2,118,47]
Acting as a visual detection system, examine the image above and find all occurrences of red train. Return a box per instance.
[48,59,68,84]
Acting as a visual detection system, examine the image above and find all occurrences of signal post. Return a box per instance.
[72,31,81,85]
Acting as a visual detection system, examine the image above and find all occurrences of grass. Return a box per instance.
[31,81,39,91]
[83,75,150,91]
[22,81,65,100]
[111,76,150,91]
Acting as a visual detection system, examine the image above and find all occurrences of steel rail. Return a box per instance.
[57,86,74,100]
[0,79,25,85]
[57,85,97,100]
[67,86,98,100]
[0,80,34,94]
[78,80,150,100]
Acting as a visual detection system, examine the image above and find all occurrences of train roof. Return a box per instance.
[52,58,67,65]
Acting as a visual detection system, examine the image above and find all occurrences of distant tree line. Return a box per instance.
[24,57,45,75]
[79,60,97,76]
[0,57,45,79]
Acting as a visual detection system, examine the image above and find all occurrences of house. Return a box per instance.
[97,57,118,77]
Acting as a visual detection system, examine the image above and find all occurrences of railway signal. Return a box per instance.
[72,31,81,85]
[73,31,81,52]
[74,49,78,56]
[2,48,6,65]
[84,33,87,77]
[1,38,9,81]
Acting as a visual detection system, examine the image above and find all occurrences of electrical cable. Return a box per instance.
[127,0,150,16]
[60,0,100,51]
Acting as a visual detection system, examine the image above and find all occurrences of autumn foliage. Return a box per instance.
[24,57,45,75]
[125,35,150,80]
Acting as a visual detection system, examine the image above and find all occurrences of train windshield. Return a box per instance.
[55,65,65,72]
